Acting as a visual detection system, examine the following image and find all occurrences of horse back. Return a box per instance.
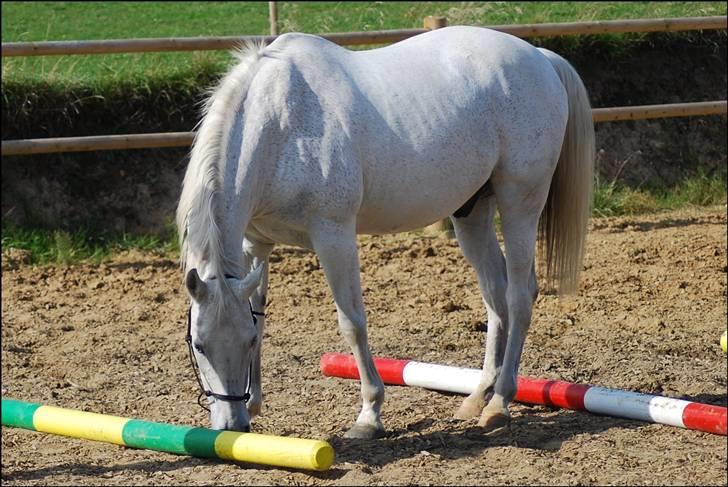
[248,28,567,236]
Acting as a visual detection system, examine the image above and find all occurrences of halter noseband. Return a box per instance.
[185,274,265,411]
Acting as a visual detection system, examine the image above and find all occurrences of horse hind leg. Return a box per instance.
[450,193,510,421]
[477,177,550,430]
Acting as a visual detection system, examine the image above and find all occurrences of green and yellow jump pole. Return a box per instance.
[1,398,334,471]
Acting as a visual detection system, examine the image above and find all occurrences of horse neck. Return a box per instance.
[182,164,260,281]
[180,44,273,280]
[215,168,258,278]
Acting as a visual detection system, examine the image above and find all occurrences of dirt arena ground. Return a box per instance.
[2,205,727,486]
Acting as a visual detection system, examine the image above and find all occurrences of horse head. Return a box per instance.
[184,265,264,431]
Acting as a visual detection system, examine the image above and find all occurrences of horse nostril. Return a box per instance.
[242,424,250,433]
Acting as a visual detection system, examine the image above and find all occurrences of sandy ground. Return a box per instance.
[2,205,727,486]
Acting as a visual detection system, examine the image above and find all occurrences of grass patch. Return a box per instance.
[2,227,105,264]
[593,172,727,217]
[2,55,222,139]
[4,2,724,42]
[2,2,725,82]
[2,2,724,138]
[2,223,179,265]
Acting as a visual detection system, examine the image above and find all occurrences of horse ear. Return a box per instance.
[185,268,207,301]
[235,264,264,299]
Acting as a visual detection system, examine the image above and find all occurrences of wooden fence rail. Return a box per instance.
[2,15,725,156]
[591,100,727,122]
[2,16,725,57]
[2,101,725,156]
[1,132,195,156]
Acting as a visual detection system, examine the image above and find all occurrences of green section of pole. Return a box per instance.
[2,398,223,458]
[1,398,41,430]
[121,419,220,458]
[2,398,335,471]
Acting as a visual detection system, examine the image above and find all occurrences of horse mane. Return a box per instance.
[176,41,268,299]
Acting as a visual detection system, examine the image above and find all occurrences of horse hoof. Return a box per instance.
[343,423,386,439]
[477,411,510,431]
[454,400,482,420]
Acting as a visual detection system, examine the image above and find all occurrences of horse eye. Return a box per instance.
[194,343,205,354]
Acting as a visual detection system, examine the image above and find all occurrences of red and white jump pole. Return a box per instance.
[320,353,727,436]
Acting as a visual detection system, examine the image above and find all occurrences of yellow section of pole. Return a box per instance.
[214,431,334,471]
[32,406,129,446]
[7,399,335,471]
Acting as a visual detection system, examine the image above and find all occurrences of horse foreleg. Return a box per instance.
[311,220,385,439]
[450,195,509,421]
[243,239,273,418]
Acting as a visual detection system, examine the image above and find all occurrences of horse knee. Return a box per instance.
[339,326,364,346]
[338,314,367,344]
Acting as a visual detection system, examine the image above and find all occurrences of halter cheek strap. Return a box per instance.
[185,274,265,411]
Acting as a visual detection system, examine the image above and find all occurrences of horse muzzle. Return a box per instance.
[209,400,251,432]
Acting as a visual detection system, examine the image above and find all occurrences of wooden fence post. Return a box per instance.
[423,16,448,30]
[423,16,452,235]
[269,1,279,36]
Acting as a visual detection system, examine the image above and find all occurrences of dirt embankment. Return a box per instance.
[1,32,726,234]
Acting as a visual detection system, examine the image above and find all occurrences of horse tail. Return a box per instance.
[537,48,595,294]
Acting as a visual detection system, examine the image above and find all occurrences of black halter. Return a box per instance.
[185,274,265,411]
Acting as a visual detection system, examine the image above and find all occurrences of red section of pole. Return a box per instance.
[320,353,409,385]
[321,352,727,436]
[682,402,728,436]
[514,377,590,410]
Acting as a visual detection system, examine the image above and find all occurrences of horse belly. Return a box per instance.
[356,151,496,235]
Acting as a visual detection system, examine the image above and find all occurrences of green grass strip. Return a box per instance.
[1,398,42,430]
[3,2,725,82]
[1,174,724,266]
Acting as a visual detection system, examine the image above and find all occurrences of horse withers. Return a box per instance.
[175,25,595,439]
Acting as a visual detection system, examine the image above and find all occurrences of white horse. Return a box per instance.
[176,25,594,439]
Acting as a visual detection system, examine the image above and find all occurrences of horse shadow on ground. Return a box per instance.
[102,259,178,273]
[681,392,727,407]
[2,456,205,483]
[2,450,350,483]
[324,386,725,470]
[592,215,724,233]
